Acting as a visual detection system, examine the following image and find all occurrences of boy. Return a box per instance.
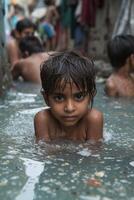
[6,18,35,66]
[11,35,49,84]
[105,34,134,97]
[34,51,103,142]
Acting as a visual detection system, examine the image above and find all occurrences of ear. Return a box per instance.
[130,54,134,62]
[128,54,134,70]
[15,30,21,39]
[24,51,29,58]
[41,91,49,106]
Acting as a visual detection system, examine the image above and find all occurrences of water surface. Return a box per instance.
[0,81,134,200]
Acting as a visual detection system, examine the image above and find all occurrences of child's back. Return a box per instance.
[6,18,35,66]
[12,52,49,84]
[105,34,134,97]
[11,36,49,84]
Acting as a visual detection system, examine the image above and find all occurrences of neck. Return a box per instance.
[116,63,131,78]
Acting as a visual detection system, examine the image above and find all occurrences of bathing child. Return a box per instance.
[11,35,49,84]
[6,18,35,66]
[34,51,103,142]
[105,34,134,97]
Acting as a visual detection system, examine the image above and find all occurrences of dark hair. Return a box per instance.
[16,18,35,33]
[40,51,96,107]
[44,0,54,6]
[19,36,44,56]
[107,34,134,70]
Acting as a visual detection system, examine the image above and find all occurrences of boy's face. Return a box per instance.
[44,81,91,127]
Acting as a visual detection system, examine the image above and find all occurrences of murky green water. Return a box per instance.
[0,81,134,200]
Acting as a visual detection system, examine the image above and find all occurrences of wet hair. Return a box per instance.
[40,50,96,107]
[107,34,134,70]
[19,36,44,56]
[16,18,35,33]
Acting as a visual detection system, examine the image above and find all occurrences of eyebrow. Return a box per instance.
[52,92,63,95]
[52,91,87,95]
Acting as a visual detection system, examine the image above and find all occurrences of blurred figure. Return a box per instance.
[6,18,35,66]
[11,35,49,84]
[7,3,25,31]
[57,0,71,51]
[105,34,134,97]
[38,0,59,51]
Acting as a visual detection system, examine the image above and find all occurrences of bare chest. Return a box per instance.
[48,122,88,141]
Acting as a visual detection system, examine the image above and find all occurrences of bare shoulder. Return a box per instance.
[34,109,50,126]
[34,109,51,141]
[87,108,103,123]
[86,108,103,141]
[105,76,117,96]
[7,38,17,49]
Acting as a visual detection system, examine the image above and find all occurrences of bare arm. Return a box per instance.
[87,109,103,141]
[34,110,50,142]
[6,39,20,66]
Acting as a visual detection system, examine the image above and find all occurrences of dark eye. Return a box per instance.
[74,92,86,101]
[53,95,64,102]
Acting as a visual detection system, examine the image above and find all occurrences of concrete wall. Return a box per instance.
[88,0,122,60]
[0,0,12,96]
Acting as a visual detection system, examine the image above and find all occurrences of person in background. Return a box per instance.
[6,18,35,66]
[11,35,49,84]
[7,3,25,31]
[34,50,103,142]
[57,0,71,51]
[38,0,59,51]
[105,34,134,97]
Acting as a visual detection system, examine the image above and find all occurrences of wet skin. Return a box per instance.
[46,82,90,128]
[34,82,103,142]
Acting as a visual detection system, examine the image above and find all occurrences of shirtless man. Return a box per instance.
[105,34,134,97]
[6,18,35,66]
[11,36,50,84]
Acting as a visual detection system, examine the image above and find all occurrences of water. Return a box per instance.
[0,81,134,200]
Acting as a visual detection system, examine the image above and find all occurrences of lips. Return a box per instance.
[62,116,77,121]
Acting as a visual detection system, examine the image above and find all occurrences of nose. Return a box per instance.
[64,99,75,113]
